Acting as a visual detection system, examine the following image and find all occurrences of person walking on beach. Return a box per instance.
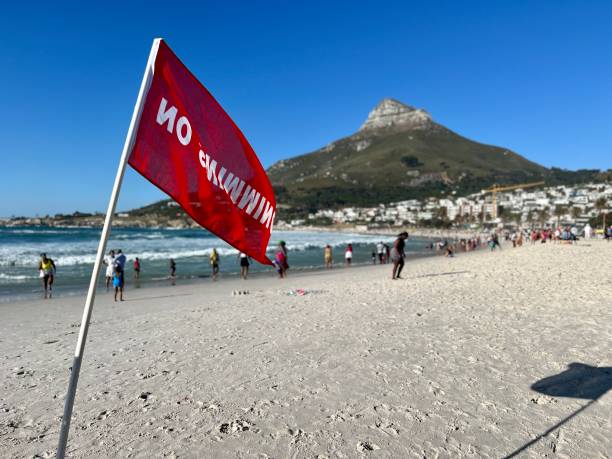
[113,265,124,302]
[391,232,408,280]
[490,233,502,251]
[345,244,353,266]
[133,257,141,280]
[324,244,333,269]
[273,241,289,278]
[376,242,384,264]
[210,248,219,281]
[38,253,56,299]
[238,252,250,280]
[384,243,390,264]
[169,258,176,278]
[103,249,115,291]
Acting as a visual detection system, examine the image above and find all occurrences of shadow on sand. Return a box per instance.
[503,363,612,458]
[126,292,193,302]
[414,271,470,279]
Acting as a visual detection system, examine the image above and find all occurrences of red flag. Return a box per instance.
[128,40,275,265]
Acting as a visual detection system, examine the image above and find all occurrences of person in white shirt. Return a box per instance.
[570,226,578,243]
[376,242,384,264]
[345,244,353,266]
[103,250,115,291]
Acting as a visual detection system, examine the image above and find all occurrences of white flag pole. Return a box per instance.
[57,38,161,459]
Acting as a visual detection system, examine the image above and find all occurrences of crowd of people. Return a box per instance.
[502,223,597,246]
[33,232,481,298]
[38,222,611,297]
[318,233,409,279]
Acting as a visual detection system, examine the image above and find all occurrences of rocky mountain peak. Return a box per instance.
[359,98,432,132]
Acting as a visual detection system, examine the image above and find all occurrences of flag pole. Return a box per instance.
[57,38,161,459]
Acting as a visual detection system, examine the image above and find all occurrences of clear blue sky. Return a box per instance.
[1,1,611,216]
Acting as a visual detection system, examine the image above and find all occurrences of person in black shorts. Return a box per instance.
[239,253,250,280]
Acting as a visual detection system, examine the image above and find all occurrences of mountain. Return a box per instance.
[14,98,604,227]
[267,98,559,214]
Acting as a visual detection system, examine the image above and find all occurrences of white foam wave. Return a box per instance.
[0,228,401,267]
[0,228,82,235]
[0,273,37,282]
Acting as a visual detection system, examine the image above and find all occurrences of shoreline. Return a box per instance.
[1,240,472,305]
[1,226,473,304]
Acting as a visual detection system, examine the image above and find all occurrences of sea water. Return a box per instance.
[0,226,438,301]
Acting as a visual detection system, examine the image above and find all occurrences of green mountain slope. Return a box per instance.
[122,99,609,221]
[267,98,549,211]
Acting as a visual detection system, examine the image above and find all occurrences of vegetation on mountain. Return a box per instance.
[267,99,609,219]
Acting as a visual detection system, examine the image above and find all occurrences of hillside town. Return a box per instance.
[289,182,612,230]
[3,182,610,232]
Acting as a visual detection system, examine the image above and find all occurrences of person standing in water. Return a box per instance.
[238,252,250,280]
[133,257,141,280]
[345,244,353,266]
[169,258,176,278]
[38,253,56,299]
[210,248,219,281]
[391,232,408,280]
[103,249,115,291]
[324,244,333,269]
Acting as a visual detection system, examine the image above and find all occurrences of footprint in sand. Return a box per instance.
[357,441,380,452]
[219,419,252,434]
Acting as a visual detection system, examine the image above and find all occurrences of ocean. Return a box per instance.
[0,226,438,301]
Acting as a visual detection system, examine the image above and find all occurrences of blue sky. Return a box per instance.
[1,1,611,216]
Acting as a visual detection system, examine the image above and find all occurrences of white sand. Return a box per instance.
[1,241,611,458]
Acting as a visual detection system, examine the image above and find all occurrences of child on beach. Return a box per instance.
[170,258,176,285]
[210,249,219,281]
[273,242,289,278]
[239,252,250,280]
[324,245,333,269]
[345,244,353,266]
[113,265,124,302]
[133,257,141,280]
[103,249,115,291]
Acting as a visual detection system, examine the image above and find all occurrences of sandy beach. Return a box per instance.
[1,241,611,458]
